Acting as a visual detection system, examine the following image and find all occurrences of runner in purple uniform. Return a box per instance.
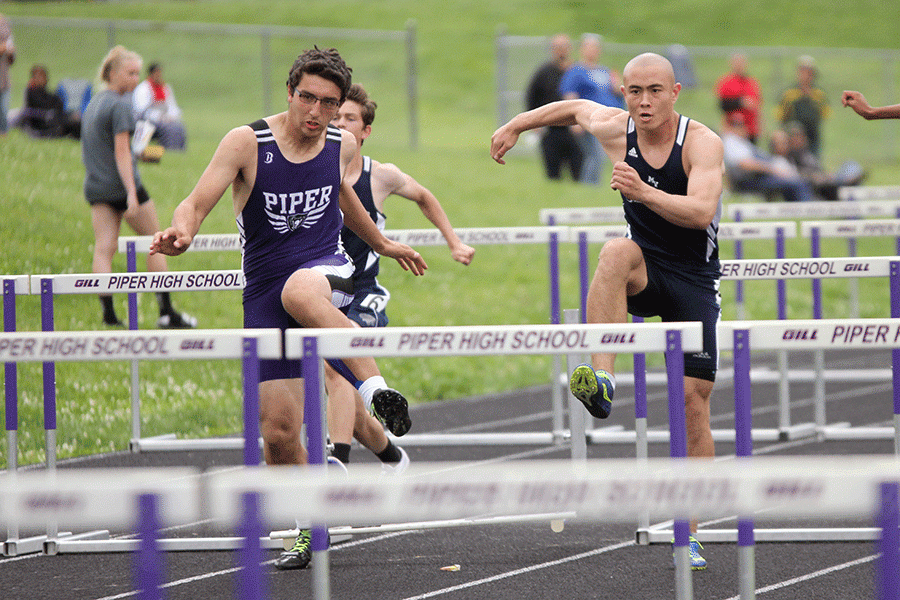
[150,48,427,570]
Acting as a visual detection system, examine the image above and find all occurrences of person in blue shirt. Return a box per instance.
[559,33,624,185]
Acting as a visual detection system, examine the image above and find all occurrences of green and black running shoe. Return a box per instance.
[274,529,311,570]
[569,364,614,419]
[372,388,412,437]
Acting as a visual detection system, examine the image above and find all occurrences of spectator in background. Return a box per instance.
[132,62,187,150]
[0,14,15,135]
[525,33,582,180]
[22,65,80,138]
[784,121,865,200]
[777,55,830,157]
[841,89,900,120]
[81,46,196,328]
[721,113,813,202]
[559,33,624,184]
[716,52,761,144]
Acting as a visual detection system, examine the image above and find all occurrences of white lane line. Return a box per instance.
[720,554,878,600]
[90,530,415,600]
[399,539,635,600]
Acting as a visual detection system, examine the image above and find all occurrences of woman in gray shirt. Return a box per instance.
[81,45,195,328]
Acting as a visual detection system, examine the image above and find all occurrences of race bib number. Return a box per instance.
[360,287,390,313]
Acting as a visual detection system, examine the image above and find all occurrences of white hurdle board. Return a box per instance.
[0,328,280,363]
[727,198,900,220]
[384,226,568,245]
[30,271,245,294]
[286,322,702,448]
[539,206,625,225]
[839,184,900,201]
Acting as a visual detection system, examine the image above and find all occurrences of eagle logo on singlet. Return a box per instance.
[263,187,333,233]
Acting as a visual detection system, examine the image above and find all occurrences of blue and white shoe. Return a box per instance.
[569,364,614,419]
[672,536,707,571]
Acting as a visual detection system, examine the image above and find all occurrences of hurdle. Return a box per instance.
[803,218,900,317]
[28,271,246,453]
[4,457,900,600]
[283,320,703,600]
[119,227,582,448]
[0,327,281,555]
[719,256,900,442]
[574,256,900,447]
[729,193,900,320]
[640,317,900,547]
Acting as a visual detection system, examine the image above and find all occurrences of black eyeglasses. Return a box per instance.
[294,88,341,110]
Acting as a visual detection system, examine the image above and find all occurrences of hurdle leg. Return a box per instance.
[127,241,142,451]
[564,309,587,460]
[734,329,756,599]
[40,279,60,547]
[236,492,267,600]
[549,226,565,438]
[632,315,650,540]
[876,482,900,600]
[666,331,692,600]
[134,493,164,600]
[4,279,20,553]
[892,263,900,456]
[302,336,332,600]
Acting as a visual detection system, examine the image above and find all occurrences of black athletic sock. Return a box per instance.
[100,295,119,324]
[331,443,351,465]
[376,440,402,464]
[156,292,173,316]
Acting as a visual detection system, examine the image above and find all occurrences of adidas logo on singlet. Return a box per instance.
[628,147,638,158]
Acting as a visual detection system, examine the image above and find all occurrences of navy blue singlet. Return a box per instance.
[622,115,721,272]
[342,156,385,284]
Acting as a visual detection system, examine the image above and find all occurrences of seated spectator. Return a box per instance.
[56,76,92,122]
[721,113,813,202]
[20,64,80,138]
[132,62,186,150]
[784,122,866,200]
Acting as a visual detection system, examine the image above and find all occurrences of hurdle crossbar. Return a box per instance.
[640,318,900,548]
[0,328,280,556]
[7,456,896,600]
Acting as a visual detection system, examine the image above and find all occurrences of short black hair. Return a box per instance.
[286,47,352,103]
[345,83,377,127]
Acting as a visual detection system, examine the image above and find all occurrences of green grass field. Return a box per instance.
[1,0,899,466]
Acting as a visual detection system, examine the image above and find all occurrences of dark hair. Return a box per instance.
[147,62,161,76]
[286,47,352,102]
[30,64,48,78]
[345,83,377,127]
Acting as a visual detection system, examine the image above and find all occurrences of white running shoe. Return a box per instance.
[381,446,410,476]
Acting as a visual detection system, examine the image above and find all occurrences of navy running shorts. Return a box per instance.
[626,252,721,382]
[345,279,391,328]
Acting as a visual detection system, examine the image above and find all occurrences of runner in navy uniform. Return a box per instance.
[491,52,723,570]
[324,84,475,470]
[150,48,427,570]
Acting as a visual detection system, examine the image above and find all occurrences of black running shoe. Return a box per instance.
[372,388,412,437]
[103,315,125,327]
[157,310,197,329]
[274,529,311,570]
